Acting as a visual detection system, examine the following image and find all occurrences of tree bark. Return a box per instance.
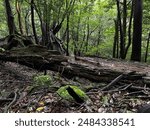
[123,0,127,49]
[116,0,125,59]
[131,0,143,61]
[4,0,17,35]
[15,0,24,35]
[66,0,70,56]
[145,32,150,62]
[124,1,134,57]
[85,17,90,52]
[113,19,119,58]
[31,0,39,44]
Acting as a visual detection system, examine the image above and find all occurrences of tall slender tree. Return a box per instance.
[131,0,143,61]
[4,0,17,35]
[15,0,24,35]
[31,0,38,44]
[144,32,150,62]
[116,0,125,59]
[66,0,70,56]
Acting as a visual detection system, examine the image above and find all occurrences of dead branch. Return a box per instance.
[4,90,18,113]
[101,71,135,91]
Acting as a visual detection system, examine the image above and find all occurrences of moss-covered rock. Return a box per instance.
[57,85,89,102]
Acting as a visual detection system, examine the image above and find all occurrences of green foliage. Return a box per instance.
[25,75,53,94]
[0,0,149,61]
[102,95,109,106]
[85,43,113,58]
[57,85,89,101]
[33,75,52,87]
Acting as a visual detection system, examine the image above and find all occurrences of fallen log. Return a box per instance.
[48,62,122,82]
[0,45,68,70]
[0,45,148,83]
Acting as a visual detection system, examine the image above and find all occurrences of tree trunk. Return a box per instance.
[74,16,80,56]
[131,0,143,61]
[15,0,24,35]
[4,0,17,35]
[116,0,125,59]
[96,25,101,56]
[145,32,150,62]
[31,0,39,44]
[123,0,127,48]
[66,0,70,56]
[85,17,90,52]
[113,19,119,58]
[124,1,134,57]
[25,10,30,35]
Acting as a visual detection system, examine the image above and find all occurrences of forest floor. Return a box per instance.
[0,57,150,113]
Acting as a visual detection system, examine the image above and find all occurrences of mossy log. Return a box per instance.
[0,45,68,71]
[0,45,148,83]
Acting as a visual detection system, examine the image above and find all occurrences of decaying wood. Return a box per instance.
[0,45,68,71]
[101,74,124,91]
[0,45,149,84]
[4,91,18,113]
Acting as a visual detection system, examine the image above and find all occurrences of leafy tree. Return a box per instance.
[0,0,149,62]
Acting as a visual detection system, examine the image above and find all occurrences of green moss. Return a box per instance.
[33,75,52,87]
[57,85,89,102]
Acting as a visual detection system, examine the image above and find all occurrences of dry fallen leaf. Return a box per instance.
[38,101,45,107]
[36,107,44,112]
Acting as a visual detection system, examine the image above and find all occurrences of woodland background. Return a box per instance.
[0,0,149,61]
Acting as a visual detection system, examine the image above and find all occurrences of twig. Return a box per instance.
[130,85,150,91]
[124,90,148,96]
[86,82,133,95]
[4,90,18,113]
[103,83,133,93]
[101,74,124,91]
[101,71,135,91]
